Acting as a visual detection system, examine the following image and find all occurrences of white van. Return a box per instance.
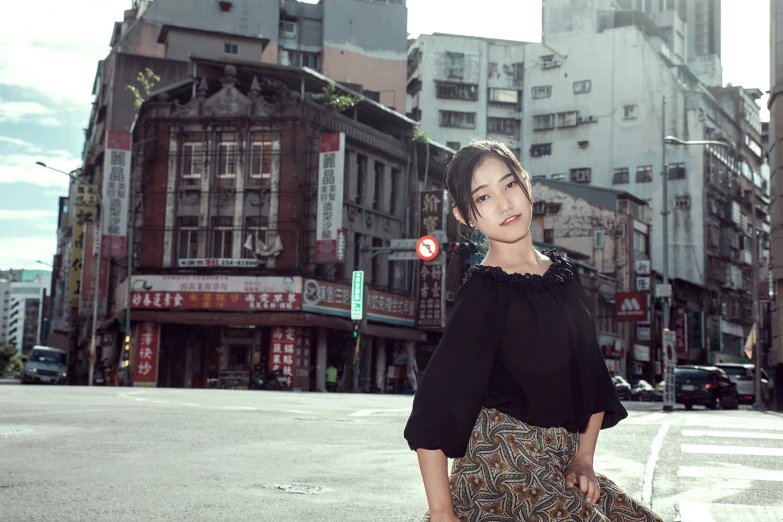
[22,346,68,385]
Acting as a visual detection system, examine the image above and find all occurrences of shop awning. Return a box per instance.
[599,292,615,304]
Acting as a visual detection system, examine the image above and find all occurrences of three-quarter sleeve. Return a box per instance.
[404,276,503,458]
[592,349,628,429]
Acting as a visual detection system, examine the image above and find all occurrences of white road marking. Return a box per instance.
[147,400,168,404]
[641,420,670,506]
[682,429,783,440]
[182,403,202,407]
[677,501,783,522]
[218,406,257,411]
[681,444,783,457]
[626,412,667,424]
[679,466,783,482]
[285,409,308,414]
[348,408,410,417]
[684,420,783,431]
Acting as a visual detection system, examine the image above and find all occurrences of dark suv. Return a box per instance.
[675,366,739,410]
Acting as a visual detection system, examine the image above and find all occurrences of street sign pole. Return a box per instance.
[351,269,364,393]
[662,328,676,412]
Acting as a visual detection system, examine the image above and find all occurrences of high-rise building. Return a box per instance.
[6,275,51,355]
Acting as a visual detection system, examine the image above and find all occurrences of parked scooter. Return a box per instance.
[248,364,286,390]
[93,360,106,386]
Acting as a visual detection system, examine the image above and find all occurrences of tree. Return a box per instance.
[310,84,361,112]
[126,68,161,112]
[0,346,21,375]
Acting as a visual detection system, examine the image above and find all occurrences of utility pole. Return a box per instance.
[661,96,674,413]
[750,182,763,410]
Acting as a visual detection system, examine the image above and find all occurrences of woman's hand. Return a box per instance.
[565,456,600,504]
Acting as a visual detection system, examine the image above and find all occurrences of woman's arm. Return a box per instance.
[565,411,604,503]
[416,449,455,517]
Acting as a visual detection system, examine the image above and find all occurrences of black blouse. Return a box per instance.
[404,249,627,459]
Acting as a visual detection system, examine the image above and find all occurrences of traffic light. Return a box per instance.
[122,335,131,367]
[444,241,479,255]
[351,322,360,339]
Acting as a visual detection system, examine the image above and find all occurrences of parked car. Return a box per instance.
[714,363,772,406]
[653,380,665,401]
[631,380,656,401]
[612,376,632,400]
[675,366,739,410]
[21,346,68,385]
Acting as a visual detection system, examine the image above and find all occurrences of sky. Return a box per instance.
[0,0,771,270]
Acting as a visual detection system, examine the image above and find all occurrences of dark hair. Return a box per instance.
[444,139,533,224]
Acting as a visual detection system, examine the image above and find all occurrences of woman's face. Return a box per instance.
[456,156,532,244]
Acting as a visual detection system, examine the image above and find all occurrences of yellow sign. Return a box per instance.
[69,185,98,308]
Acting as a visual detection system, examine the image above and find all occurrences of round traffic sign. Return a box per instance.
[416,235,440,262]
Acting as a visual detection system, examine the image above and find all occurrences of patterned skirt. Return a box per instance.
[423,408,663,522]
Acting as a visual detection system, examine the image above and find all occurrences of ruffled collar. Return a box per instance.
[464,249,575,292]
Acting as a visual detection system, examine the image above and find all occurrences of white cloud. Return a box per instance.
[0,236,58,270]
[0,149,78,188]
[0,209,57,220]
[0,99,62,126]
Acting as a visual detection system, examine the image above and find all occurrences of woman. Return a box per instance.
[404,141,662,522]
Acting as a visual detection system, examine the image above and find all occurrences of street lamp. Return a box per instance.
[36,161,103,387]
[36,260,54,268]
[663,135,764,411]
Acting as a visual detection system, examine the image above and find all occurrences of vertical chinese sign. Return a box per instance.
[674,309,688,354]
[294,328,311,390]
[315,133,346,263]
[79,223,108,316]
[102,131,132,259]
[417,190,446,328]
[134,322,160,386]
[269,327,296,388]
[69,184,97,308]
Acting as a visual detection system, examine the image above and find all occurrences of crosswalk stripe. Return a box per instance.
[683,420,783,432]
[625,412,667,423]
[677,501,783,522]
[679,466,783,482]
[682,429,783,440]
[681,444,783,457]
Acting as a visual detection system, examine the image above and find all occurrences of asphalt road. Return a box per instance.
[1,383,782,522]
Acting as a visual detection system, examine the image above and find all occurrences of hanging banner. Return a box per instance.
[417,263,444,328]
[102,131,132,259]
[269,327,296,388]
[674,309,688,354]
[69,184,97,308]
[79,223,108,317]
[294,328,311,390]
[134,322,160,386]
[315,133,345,263]
[419,190,444,237]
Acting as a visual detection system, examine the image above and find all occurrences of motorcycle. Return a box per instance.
[248,365,286,390]
[93,360,106,386]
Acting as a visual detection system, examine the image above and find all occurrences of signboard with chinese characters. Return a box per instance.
[301,279,416,327]
[635,277,651,292]
[134,322,160,386]
[636,324,651,341]
[69,185,97,308]
[102,131,132,259]
[674,309,688,354]
[126,275,302,311]
[419,190,444,237]
[294,328,311,390]
[178,258,258,268]
[79,223,108,317]
[351,270,364,320]
[269,326,296,388]
[417,263,444,328]
[615,291,648,322]
[315,133,345,263]
[635,260,651,275]
[662,328,676,409]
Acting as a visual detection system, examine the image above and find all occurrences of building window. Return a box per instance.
[436,82,478,100]
[573,80,591,94]
[675,196,691,209]
[512,62,524,80]
[299,52,320,69]
[594,227,605,248]
[557,111,578,128]
[532,86,552,99]
[544,228,554,243]
[570,168,591,183]
[390,167,401,216]
[217,133,238,179]
[636,165,653,183]
[440,110,476,129]
[279,21,297,37]
[446,52,465,78]
[488,62,499,76]
[488,88,519,104]
[224,42,239,55]
[446,141,460,151]
[487,117,520,137]
[356,154,368,204]
[533,202,547,215]
[613,168,629,185]
[534,114,555,131]
[633,230,647,253]
[373,161,385,211]
[530,143,552,157]
[551,173,566,181]
[547,203,561,213]
[667,162,686,180]
[243,216,269,258]
[181,134,203,187]
[211,217,234,258]
[623,105,638,120]
[249,131,272,188]
[177,216,199,260]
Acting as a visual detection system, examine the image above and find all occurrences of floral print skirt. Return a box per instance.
[422,408,663,522]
